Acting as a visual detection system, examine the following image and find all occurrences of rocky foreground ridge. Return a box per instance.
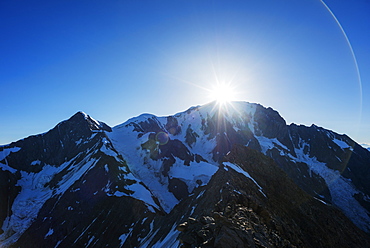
[0,101,370,247]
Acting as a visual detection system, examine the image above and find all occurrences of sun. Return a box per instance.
[209,83,236,105]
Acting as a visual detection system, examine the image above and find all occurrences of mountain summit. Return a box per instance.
[1,101,370,247]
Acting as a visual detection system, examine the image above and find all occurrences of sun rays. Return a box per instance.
[209,82,237,106]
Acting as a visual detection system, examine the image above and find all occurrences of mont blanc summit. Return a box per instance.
[1,101,370,247]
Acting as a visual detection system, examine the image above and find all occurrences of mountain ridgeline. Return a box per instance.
[0,101,370,247]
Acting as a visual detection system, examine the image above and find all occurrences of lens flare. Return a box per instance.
[320,0,363,123]
[156,132,169,145]
[209,83,236,105]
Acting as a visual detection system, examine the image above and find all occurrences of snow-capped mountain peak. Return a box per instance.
[1,101,370,247]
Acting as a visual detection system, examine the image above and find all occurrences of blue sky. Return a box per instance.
[1,0,370,146]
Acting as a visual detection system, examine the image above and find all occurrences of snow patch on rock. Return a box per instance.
[293,140,370,232]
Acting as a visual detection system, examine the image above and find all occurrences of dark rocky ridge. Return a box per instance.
[148,146,370,247]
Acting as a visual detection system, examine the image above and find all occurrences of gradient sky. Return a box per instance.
[1,0,370,146]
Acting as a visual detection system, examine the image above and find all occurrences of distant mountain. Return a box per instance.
[1,101,370,247]
[362,144,370,152]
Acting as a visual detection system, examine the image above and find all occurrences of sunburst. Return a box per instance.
[209,83,236,105]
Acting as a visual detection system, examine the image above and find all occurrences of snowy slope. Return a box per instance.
[0,146,98,245]
[0,112,159,247]
[107,102,260,212]
[107,101,370,233]
[107,106,221,213]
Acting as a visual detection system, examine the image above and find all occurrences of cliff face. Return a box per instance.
[1,102,370,247]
